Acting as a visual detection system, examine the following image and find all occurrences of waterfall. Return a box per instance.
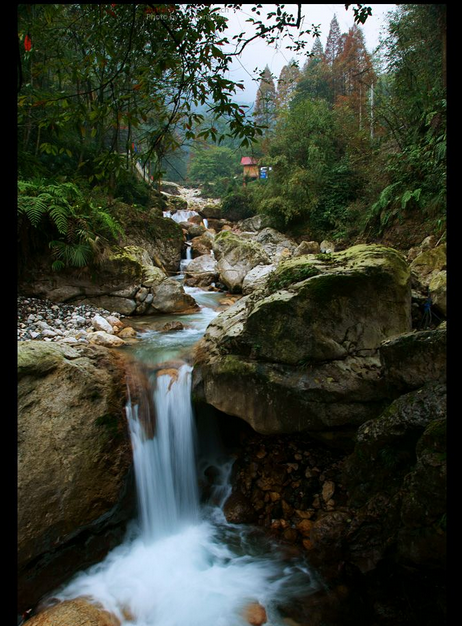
[163,209,199,223]
[126,365,199,543]
[53,291,320,626]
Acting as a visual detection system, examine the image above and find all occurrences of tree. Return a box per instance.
[335,25,375,129]
[188,145,241,189]
[276,61,301,110]
[17,4,373,186]
[325,15,343,66]
[254,65,278,132]
[254,98,340,228]
[292,39,332,106]
[365,4,446,233]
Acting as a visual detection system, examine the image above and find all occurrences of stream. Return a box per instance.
[46,225,322,626]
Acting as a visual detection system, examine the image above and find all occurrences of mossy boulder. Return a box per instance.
[114,202,184,273]
[410,243,446,283]
[212,230,271,293]
[232,244,411,366]
[18,342,134,613]
[19,245,168,315]
[193,244,412,440]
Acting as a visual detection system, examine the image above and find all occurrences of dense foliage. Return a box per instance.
[17,4,446,272]
[240,5,446,243]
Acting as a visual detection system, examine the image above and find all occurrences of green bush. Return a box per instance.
[220,188,256,221]
[18,178,123,273]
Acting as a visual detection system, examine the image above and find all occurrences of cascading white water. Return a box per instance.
[163,209,200,223]
[127,365,199,543]
[52,290,321,626]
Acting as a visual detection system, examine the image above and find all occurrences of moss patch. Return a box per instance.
[267,263,321,292]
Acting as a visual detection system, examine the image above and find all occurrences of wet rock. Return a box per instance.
[25,598,121,626]
[150,278,199,314]
[223,491,258,524]
[161,321,185,332]
[88,330,126,347]
[91,314,114,334]
[18,342,134,613]
[184,254,219,288]
[118,326,138,338]
[242,602,267,625]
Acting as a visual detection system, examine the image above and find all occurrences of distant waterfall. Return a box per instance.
[126,365,199,542]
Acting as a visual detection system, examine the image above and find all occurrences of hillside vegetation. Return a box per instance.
[18,5,446,273]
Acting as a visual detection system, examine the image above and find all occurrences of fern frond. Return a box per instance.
[49,239,94,269]
[48,203,70,235]
[17,196,49,227]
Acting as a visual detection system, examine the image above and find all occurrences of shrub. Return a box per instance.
[220,188,256,221]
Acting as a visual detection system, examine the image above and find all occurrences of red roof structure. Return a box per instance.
[240,157,258,166]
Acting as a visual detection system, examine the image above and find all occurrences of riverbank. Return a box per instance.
[17,296,126,343]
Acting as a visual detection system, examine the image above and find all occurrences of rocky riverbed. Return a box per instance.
[17,296,128,344]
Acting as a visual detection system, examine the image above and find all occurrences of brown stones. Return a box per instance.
[25,598,121,626]
[242,602,267,626]
[223,492,258,524]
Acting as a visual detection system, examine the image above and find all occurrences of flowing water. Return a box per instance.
[51,281,321,625]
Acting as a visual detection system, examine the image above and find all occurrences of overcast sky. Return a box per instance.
[220,4,397,103]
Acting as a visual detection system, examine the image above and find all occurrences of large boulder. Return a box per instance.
[212,244,412,366]
[95,203,185,273]
[19,245,168,316]
[253,227,298,262]
[18,342,134,614]
[150,278,199,314]
[193,245,412,441]
[212,231,271,293]
[341,382,446,572]
[184,254,219,288]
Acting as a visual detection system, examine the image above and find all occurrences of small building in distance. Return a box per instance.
[240,156,259,183]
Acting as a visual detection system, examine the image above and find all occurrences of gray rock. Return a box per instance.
[18,341,133,611]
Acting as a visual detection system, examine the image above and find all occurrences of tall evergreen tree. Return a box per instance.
[293,39,331,106]
[276,61,301,111]
[325,15,345,104]
[325,15,343,66]
[254,65,278,132]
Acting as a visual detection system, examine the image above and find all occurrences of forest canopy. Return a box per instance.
[18,4,446,263]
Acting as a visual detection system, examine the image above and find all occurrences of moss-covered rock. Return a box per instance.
[339,381,446,576]
[18,341,134,613]
[113,202,184,273]
[193,244,413,439]
[240,244,412,365]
